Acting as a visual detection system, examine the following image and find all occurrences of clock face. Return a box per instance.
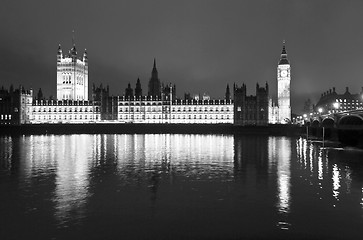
[281,70,288,77]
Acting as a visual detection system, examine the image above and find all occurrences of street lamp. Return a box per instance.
[333,102,339,112]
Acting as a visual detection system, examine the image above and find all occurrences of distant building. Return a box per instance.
[303,99,313,115]
[314,87,363,114]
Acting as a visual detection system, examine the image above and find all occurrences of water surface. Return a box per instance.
[1,134,363,239]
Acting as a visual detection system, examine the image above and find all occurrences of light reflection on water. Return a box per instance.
[1,134,363,239]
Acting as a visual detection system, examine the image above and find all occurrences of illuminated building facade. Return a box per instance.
[314,87,363,114]
[57,43,88,101]
[97,62,233,124]
[277,42,291,123]
[269,42,291,124]
[2,41,297,125]
[117,97,233,124]
[29,100,100,124]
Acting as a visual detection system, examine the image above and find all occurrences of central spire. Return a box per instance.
[281,40,287,54]
[152,58,158,79]
[148,58,161,98]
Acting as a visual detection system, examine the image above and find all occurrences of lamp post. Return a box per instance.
[303,114,308,140]
[333,102,339,113]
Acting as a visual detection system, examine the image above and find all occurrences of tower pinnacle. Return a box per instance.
[152,58,158,79]
[148,58,161,97]
[279,40,289,65]
[57,44,62,55]
[72,30,75,46]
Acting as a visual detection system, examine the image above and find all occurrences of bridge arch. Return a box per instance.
[338,115,363,126]
[311,119,320,127]
[338,115,363,146]
[322,117,335,127]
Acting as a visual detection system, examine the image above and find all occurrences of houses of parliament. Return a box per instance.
[0,41,291,125]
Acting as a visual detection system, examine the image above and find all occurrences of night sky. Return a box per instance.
[1,0,363,114]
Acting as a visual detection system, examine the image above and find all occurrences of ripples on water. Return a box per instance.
[1,134,363,239]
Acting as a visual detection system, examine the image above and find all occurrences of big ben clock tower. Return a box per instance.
[277,41,291,123]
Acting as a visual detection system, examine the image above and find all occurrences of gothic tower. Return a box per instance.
[225,84,231,100]
[125,83,134,98]
[135,78,142,98]
[277,41,291,123]
[56,39,88,101]
[148,58,161,98]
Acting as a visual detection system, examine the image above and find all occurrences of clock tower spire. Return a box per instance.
[277,40,291,123]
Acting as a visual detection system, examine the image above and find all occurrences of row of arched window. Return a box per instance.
[32,107,96,113]
[118,114,231,120]
[118,106,232,112]
[31,114,99,121]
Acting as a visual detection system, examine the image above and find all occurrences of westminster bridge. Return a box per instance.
[306,109,363,146]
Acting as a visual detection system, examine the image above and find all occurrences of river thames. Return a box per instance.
[1,134,363,239]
